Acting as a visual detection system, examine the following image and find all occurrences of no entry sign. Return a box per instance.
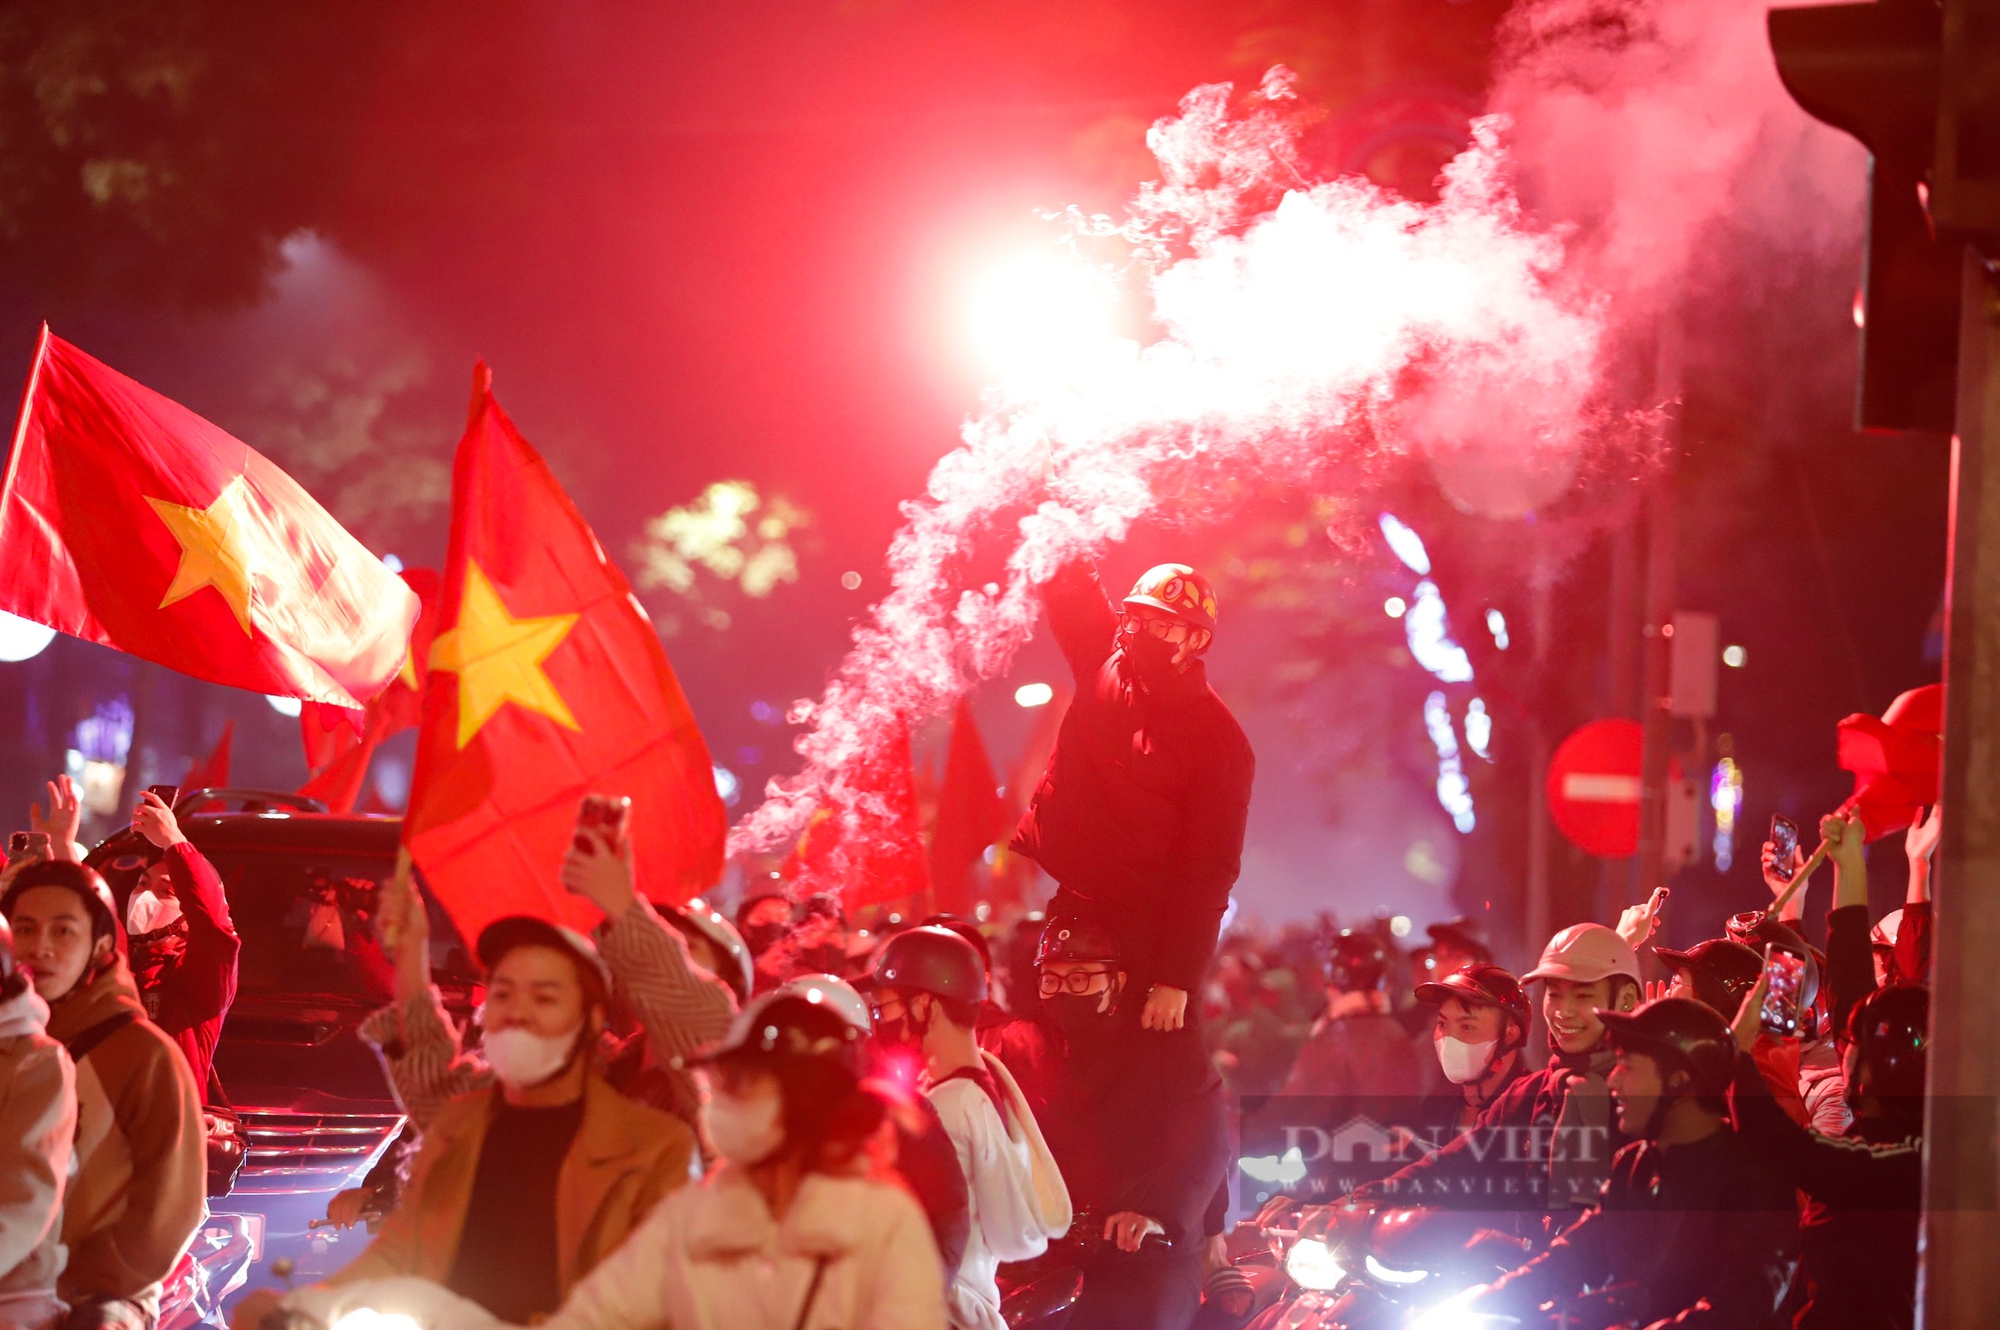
[1548,718,1644,858]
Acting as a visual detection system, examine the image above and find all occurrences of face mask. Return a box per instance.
[1045,990,1115,1042]
[126,888,182,936]
[706,1088,786,1165]
[483,1025,581,1089]
[1119,633,1180,678]
[1436,1035,1498,1084]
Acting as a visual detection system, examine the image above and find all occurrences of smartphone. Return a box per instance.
[7,831,50,861]
[1759,948,1808,1038]
[1769,816,1801,883]
[573,794,632,854]
[145,784,180,808]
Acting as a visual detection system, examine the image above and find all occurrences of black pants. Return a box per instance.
[1046,885,1215,1009]
[1067,1249,1204,1330]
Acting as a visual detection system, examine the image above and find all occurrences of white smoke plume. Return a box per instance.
[733,68,1621,874]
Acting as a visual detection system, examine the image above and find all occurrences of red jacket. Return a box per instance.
[1009,562,1254,990]
[144,843,239,1093]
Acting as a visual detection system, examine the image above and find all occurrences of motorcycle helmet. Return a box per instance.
[1414,963,1531,1048]
[1846,982,1928,1101]
[1652,938,1764,1017]
[476,916,613,1008]
[1037,916,1122,968]
[1597,997,1737,1100]
[1326,929,1389,993]
[695,991,867,1077]
[661,901,753,1004]
[772,973,873,1035]
[867,925,988,1004]
[1124,564,1218,634]
[1522,923,1640,986]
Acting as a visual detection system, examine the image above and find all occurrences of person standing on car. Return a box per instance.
[865,927,1072,1330]
[1449,998,1797,1330]
[1033,918,1228,1330]
[2,861,205,1330]
[1010,560,1254,1034]
[238,917,695,1329]
[0,914,76,1330]
[1281,929,1421,1101]
[121,791,239,1094]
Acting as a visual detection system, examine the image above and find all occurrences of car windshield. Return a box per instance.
[198,850,480,1002]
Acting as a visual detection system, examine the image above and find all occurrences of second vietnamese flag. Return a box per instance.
[405,366,726,942]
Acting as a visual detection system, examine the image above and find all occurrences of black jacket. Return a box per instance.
[1039,1014,1231,1252]
[1480,1124,1798,1329]
[1349,1046,1630,1216]
[1009,562,1254,990]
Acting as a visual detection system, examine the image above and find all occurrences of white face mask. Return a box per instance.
[705,1088,785,1165]
[483,1025,580,1089]
[126,888,182,936]
[1436,1034,1498,1085]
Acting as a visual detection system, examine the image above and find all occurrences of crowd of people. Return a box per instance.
[0,555,1945,1330]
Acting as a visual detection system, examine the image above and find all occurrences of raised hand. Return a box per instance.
[560,818,638,920]
[1616,887,1669,949]
[133,790,187,850]
[29,775,83,863]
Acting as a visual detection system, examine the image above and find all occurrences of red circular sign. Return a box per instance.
[1547,719,1644,858]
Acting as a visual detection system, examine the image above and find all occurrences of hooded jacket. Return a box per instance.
[44,955,205,1314]
[0,981,74,1315]
[131,843,239,1094]
[1008,562,1254,992]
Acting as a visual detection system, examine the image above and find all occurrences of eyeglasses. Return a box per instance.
[1119,614,1185,642]
[1039,968,1114,997]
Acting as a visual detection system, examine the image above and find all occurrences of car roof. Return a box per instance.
[91,811,405,861]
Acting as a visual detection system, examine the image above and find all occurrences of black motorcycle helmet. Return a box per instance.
[1846,983,1929,1104]
[1326,929,1388,993]
[1652,937,1764,1018]
[867,925,989,1004]
[1723,911,1823,1010]
[1414,963,1531,1050]
[1598,996,1737,1101]
[1036,916,1122,968]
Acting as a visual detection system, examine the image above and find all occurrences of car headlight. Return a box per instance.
[330,1310,422,1330]
[1284,1236,1347,1291]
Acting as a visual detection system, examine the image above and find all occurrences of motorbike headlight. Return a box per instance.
[1363,1253,1429,1286]
[1406,1292,1517,1330]
[329,1310,422,1330]
[1284,1237,1346,1291]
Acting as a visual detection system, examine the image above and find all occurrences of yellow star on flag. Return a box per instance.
[428,561,580,748]
[146,476,263,636]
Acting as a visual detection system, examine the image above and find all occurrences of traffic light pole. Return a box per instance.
[1924,246,2000,1326]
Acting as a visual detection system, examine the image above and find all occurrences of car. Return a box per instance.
[86,789,480,1295]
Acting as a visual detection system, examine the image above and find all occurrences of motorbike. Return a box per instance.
[1231,1198,1536,1330]
[996,1205,1176,1330]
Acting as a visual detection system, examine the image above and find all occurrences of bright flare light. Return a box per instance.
[966,251,1116,385]
[1014,682,1054,707]
[1285,1237,1347,1292]
[329,1311,421,1330]
[0,611,55,663]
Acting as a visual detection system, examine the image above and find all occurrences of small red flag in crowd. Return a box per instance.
[788,718,930,909]
[183,719,234,793]
[403,365,725,944]
[929,697,1007,915]
[0,327,418,706]
[299,568,443,812]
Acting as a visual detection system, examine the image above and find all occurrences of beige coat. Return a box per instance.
[328,1075,693,1300]
[0,984,74,1325]
[539,1164,945,1330]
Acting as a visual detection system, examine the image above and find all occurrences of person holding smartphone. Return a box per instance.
[123,790,239,1093]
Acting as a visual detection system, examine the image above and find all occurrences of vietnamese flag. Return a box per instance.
[0,327,417,706]
[786,717,930,909]
[299,567,443,812]
[929,698,1006,914]
[404,366,725,943]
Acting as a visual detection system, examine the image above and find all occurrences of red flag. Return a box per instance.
[0,328,417,706]
[787,719,930,909]
[1837,684,1943,840]
[404,366,725,944]
[929,698,1006,914]
[298,568,443,813]
[182,719,233,793]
